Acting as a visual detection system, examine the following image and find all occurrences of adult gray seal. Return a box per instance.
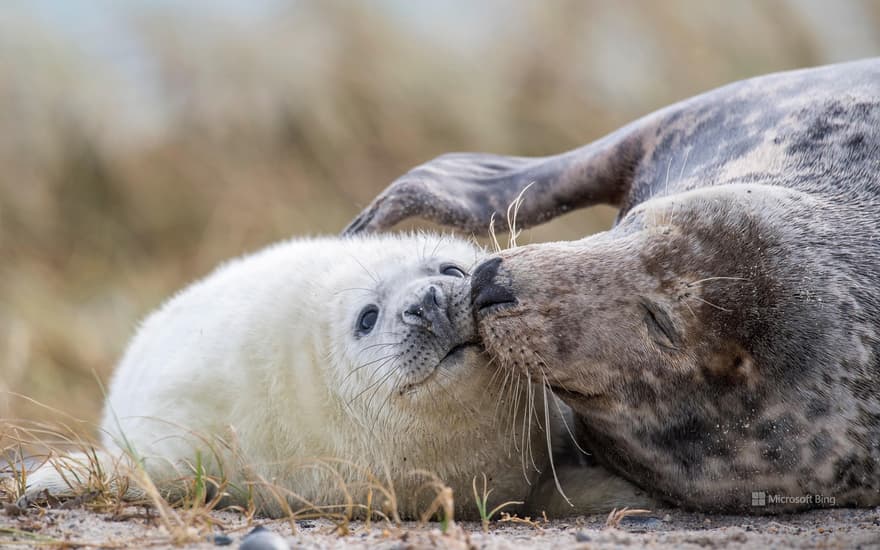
[345,59,880,512]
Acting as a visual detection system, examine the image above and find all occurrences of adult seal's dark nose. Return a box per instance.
[471,258,517,312]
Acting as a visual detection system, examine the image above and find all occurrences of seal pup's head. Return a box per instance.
[81,232,557,521]
[251,233,551,518]
[322,233,488,418]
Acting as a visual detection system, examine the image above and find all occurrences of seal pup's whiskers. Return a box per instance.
[340,352,401,388]
[362,359,403,409]
[358,340,405,353]
[345,357,401,408]
[366,376,399,433]
[349,254,382,287]
[428,233,448,260]
[430,368,484,416]
[334,287,379,296]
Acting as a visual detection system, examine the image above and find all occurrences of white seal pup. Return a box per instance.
[20,233,649,518]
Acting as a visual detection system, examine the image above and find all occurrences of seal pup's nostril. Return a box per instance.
[426,285,440,308]
[403,285,452,334]
[471,257,516,312]
[405,303,424,318]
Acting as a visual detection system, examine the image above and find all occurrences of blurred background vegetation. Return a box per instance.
[1,0,878,432]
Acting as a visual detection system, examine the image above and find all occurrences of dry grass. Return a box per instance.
[604,507,653,529]
[472,473,522,534]
[2,399,637,547]
[0,414,559,547]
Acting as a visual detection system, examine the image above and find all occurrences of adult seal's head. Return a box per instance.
[346,59,880,513]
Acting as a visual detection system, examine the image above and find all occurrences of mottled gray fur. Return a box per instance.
[346,59,880,512]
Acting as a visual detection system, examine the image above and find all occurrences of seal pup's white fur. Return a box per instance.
[22,233,559,518]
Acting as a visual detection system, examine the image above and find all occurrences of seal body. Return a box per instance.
[24,234,557,518]
[347,59,880,512]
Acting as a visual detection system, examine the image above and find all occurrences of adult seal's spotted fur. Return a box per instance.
[345,59,880,512]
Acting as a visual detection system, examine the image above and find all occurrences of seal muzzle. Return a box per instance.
[471,257,516,313]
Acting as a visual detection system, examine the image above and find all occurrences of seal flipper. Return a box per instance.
[16,451,145,508]
[342,119,653,236]
[527,460,657,518]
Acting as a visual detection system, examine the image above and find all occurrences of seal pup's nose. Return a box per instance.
[403,285,450,334]
[471,258,516,313]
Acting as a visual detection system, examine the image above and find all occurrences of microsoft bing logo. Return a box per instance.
[749,491,835,506]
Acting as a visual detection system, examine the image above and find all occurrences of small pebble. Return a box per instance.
[575,531,591,542]
[662,514,672,522]
[207,533,233,546]
[239,526,288,550]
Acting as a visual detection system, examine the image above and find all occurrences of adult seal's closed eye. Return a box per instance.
[346,59,880,512]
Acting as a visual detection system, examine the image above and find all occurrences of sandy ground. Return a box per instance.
[2,506,879,549]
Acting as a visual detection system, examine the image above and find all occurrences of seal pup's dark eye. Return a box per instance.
[440,264,467,278]
[357,306,379,334]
